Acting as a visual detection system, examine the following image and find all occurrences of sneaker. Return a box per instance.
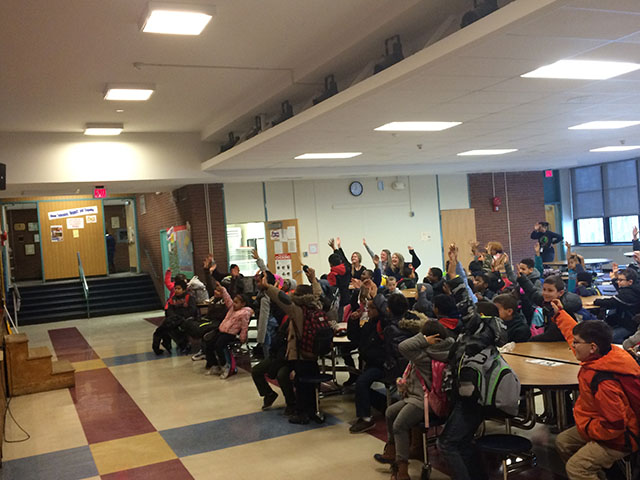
[349,418,375,434]
[262,391,278,410]
[288,413,310,425]
[191,349,205,361]
[220,366,231,379]
[205,366,221,376]
[283,405,296,417]
[153,347,163,356]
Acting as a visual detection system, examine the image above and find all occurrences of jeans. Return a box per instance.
[214,333,238,367]
[385,400,424,461]
[251,357,295,407]
[355,366,385,418]
[437,400,487,480]
[612,326,634,345]
[263,317,279,358]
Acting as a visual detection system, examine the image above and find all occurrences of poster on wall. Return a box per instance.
[14,223,25,231]
[50,225,63,242]
[86,215,97,224]
[66,217,84,229]
[72,230,79,238]
[269,229,281,241]
[25,244,35,255]
[28,222,38,232]
[111,217,120,229]
[34,234,40,243]
[275,253,292,279]
[48,206,97,220]
[288,240,297,253]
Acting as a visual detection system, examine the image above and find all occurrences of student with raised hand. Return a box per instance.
[363,237,391,274]
[550,299,640,480]
[565,241,586,294]
[531,221,563,263]
[594,267,640,344]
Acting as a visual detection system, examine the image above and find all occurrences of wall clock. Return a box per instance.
[349,181,363,196]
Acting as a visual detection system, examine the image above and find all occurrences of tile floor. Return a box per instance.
[1,311,569,479]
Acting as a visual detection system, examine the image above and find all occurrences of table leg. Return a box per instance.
[556,389,567,431]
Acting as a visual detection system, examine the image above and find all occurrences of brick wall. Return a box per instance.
[136,184,227,298]
[468,172,546,264]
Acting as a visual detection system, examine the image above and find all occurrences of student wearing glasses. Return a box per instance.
[550,299,640,480]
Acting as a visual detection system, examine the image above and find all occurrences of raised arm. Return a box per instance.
[408,246,421,271]
[363,238,376,260]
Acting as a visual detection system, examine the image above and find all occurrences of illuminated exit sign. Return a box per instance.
[93,186,107,199]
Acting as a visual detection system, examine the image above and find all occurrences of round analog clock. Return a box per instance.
[349,181,363,197]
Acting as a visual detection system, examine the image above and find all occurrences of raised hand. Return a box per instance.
[408,245,413,251]
[328,238,335,249]
[634,226,639,241]
[335,237,341,248]
[425,334,441,345]
[305,266,316,282]
[362,237,367,246]
[550,299,563,316]
[251,248,259,260]
[564,240,571,249]
[534,242,541,255]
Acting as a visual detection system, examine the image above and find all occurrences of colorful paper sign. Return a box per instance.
[48,206,98,220]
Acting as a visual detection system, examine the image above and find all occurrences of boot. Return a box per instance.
[374,443,396,464]
[391,461,410,480]
[408,426,424,461]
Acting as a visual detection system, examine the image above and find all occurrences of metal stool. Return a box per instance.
[298,373,333,423]
[475,434,535,479]
[418,415,447,480]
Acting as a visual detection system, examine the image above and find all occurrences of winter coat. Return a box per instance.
[327,262,351,306]
[383,312,425,380]
[347,299,386,370]
[218,287,253,343]
[595,284,640,332]
[166,291,198,320]
[555,309,640,452]
[399,333,454,409]
[265,279,323,361]
[505,311,531,343]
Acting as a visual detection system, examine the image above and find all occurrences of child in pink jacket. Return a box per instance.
[203,285,253,378]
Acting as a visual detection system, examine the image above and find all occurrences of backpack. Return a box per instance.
[457,346,521,416]
[410,359,450,420]
[296,306,333,357]
[590,370,640,451]
[187,276,209,304]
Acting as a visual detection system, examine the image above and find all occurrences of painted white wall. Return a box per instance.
[437,174,470,210]
[0,132,217,190]
[223,174,470,276]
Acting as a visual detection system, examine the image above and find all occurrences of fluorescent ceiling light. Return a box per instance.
[521,59,640,80]
[140,2,215,35]
[568,121,640,130]
[590,146,640,152]
[294,152,362,159]
[457,149,518,156]
[374,121,461,132]
[104,84,155,101]
[84,123,123,136]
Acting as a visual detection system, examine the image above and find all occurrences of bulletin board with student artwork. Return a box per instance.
[265,219,302,285]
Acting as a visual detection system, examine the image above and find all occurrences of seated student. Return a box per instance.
[518,274,582,342]
[208,261,245,299]
[203,285,252,378]
[493,293,531,343]
[481,241,505,273]
[622,314,640,351]
[594,267,640,344]
[575,271,599,297]
[385,247,422,281]
[186,283,229,361]
[363,238,391,273]
[531,221,563,263]
[517,258,542,292]
[423,267,445,297]
[348,290,388,434]
[326,246,351,317]
[472,272,497,301]
[384,276,402,295]
[432,294,460,336]
[373,320,454,479]
[413,283,434,317]
[565,242,586,294]
[251,314,295,415]
[262,267,324,425]
[437,247,508,480]
[153,278,199,355]
[550,299,640,480]
[254,270,284,359]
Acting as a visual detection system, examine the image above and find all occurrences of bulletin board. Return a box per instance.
[265,219,303,286]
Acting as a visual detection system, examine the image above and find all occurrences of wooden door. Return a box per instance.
[264,219,303,286]
[39,200,107,280]
[7,208,42,281]
[440,209,477,270]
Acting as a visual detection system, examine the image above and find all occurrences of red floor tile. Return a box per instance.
[71,368,156,444]
[49,327,100,362]
[101,459,194,480]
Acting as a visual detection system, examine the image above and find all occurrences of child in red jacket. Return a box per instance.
[551,299,640,480]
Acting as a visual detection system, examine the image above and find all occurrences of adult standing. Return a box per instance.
[531,222,563,263]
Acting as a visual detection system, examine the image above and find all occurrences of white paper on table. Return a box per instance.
[288,240,297,253]
[274,241,283,254]
[525,359,562,367]
[287,226,296,239]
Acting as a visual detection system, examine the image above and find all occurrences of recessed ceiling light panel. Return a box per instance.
[590,146,640,152]
[140,2,215,35]
[522,60,640,80]
[457,149,518,156]
[84,123,124,136]
[568,121,640,130]
[374,121,461,132]
[104,84,155,101]
[294,153,362,160]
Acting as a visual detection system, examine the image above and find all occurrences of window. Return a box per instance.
[571,159,640,244]
[610,215,639,243]
[576,218,605,244]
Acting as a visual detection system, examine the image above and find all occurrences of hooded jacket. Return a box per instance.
[265,279,323,361]
[505,310,531,343]
[218,287,253,343]
[595,283,640,332]
[347,294,387,370]
[384,311,426,380]
[555,309,640,452]
[399,332,454,409]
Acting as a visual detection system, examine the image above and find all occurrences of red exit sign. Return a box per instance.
[93,186,107,199]
[544,170,553,178]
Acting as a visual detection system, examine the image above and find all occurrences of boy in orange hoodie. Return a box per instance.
[551,299,640,480]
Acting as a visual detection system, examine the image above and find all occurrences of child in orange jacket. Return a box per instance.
[551,298,640,480]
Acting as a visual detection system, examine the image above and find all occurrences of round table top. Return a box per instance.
[506,341,578,365]
[503,353,579,388]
